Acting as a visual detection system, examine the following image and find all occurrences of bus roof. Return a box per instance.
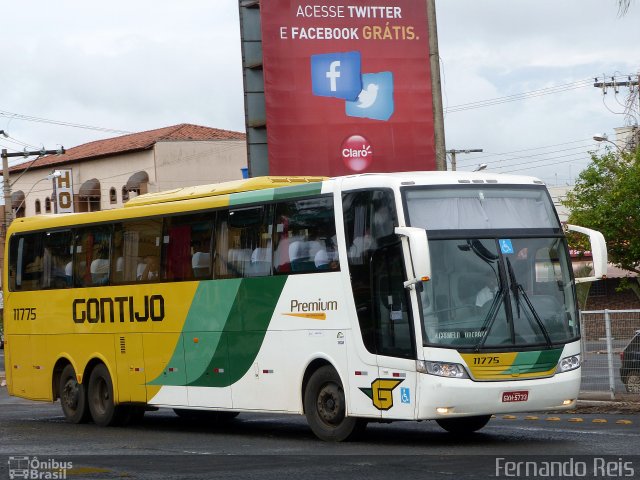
[124,176,326,207]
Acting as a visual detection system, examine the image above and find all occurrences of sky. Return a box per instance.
[0,0,638,187]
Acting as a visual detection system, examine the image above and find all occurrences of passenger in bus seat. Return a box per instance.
[139,255,160,281]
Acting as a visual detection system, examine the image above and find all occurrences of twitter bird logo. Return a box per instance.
[346,72,394,121]
[356,83,379,109]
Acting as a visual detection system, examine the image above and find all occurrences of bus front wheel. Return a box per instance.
[87,364,124,426]
[436,415,491,434]
[304,366,365,441]
[59,364,90,423]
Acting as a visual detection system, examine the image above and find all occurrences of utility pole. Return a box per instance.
[1,146,65,230]
[594,74,640,123]
[446,148,483,171]
[593,75,639,92]
[594,73,640,151]
[426,0,447,171]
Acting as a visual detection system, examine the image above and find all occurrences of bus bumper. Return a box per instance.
[417,368,581,419]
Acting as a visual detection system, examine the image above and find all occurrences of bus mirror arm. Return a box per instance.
[394,227,431,289]
[565,224,608,284]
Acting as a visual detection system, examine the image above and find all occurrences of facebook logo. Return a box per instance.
[346,72,394,121]
[311,51,362,101]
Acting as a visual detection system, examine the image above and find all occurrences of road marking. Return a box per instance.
[592,418,608,423]
[616,419,633,425]
[524,416,539,420]
[502,415,517,420]
[568,418,584,422]
[545,417,561,421]
[498,425,640,437]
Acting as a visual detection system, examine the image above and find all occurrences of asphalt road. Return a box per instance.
[0,384,638,480]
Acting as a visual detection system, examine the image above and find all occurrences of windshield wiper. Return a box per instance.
[506,258,552,348]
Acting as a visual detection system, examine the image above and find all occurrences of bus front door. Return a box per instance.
[373,243,417,421]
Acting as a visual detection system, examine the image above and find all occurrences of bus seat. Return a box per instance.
[288,241,304,262]
[90,258,110,285]
[65,261,73,286]
[136,262,147,280]
[314,248,330,269]
[247,247,272,277]
[289,241,316,272]
[192,252,212,279]
[228,248,251,276]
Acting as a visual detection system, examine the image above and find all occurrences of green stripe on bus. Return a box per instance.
[228,182,323,207]
[229,189,275,206]
[148,276,288,388]
[273,183,323,200]
[502,348,563,376]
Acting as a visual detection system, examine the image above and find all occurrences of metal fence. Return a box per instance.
[580,309,640,400]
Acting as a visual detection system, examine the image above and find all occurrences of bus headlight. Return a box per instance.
[556,354,581,373]
[417,360,468,378]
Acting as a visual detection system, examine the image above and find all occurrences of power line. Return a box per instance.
[445,78,598,113]
[458,141,587,164]
[0,109,133,135]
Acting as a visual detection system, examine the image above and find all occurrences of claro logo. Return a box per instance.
[72,295,165,323]
[341,134,373,172]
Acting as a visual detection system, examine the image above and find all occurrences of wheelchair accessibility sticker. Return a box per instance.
[499,239,514,255]
[400,387,411,404]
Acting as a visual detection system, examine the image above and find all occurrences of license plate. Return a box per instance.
[502,390,529,402]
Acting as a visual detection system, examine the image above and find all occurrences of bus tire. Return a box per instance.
[59,364,90,424]
[436,415,491,434]
[304,366,364,442]
[87,364,124,427]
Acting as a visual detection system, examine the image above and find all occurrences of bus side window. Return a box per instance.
[274,196,339,275]
[74,226,112,287]
[162,213,214,281]
[215,206,273,279]
[9,233,45,291]
[42,230,73,289]
[112,219,162,284]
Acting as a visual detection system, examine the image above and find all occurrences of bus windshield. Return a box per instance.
[403,186,578,349]
[404,186,560,231]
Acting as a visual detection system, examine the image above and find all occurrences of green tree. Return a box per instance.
[564,146,640,297]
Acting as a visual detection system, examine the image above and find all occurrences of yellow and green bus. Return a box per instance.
[3,172,606,441]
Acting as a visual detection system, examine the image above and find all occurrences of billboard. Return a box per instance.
[260,0,435,176]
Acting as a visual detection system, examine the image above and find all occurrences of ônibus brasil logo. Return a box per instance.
[341,135,373,172]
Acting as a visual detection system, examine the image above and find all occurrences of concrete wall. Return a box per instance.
[153,140,247,191]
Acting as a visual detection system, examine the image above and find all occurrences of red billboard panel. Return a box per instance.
[260,0,436,176]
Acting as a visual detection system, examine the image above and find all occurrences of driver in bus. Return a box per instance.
[475,274,499,308]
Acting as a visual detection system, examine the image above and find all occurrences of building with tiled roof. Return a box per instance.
[5,123,247,217]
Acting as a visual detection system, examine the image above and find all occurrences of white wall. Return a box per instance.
[7,140,247,217]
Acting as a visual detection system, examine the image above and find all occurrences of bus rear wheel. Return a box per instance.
[304,366,365,442]
[87,364,124,426]
[59,364,90,423]
[436,415,491,434]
